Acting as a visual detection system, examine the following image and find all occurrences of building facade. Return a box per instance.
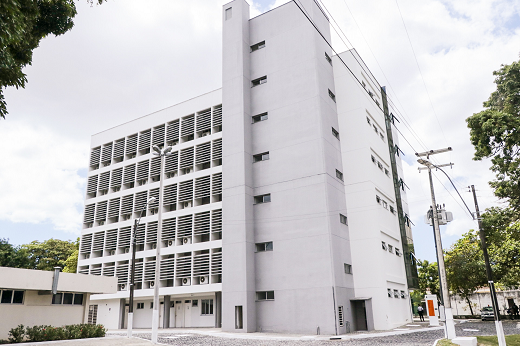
[78,0,417,334]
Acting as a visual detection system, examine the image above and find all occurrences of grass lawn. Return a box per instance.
[437,339,458,346]
[477,334,520,345]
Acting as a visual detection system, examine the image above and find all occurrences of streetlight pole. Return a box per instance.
[128,197,156,338]
[151,145,172,344]
[470,185,506,346]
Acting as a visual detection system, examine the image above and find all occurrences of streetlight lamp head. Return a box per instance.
[417,158,432,167]
[163,146,173,154]
[152,145,161,153]
[147,197,156,204]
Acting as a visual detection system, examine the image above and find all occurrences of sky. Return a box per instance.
[0,0,519,263]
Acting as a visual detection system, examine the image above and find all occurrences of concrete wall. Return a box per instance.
[451,290,520,316]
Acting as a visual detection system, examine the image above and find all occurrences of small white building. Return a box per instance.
[0,267,116,339]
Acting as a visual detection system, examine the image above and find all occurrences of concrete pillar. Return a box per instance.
[163,296,171,328]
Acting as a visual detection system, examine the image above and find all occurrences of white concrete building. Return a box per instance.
[78,0,418,334]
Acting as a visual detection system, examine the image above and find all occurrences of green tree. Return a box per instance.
[63,238,79,273]
[417,260,440,298]
[0,0,104,119]
[445,230,488,315]
[466,59,520,211]
[0,238,32,268]
[21,238,77,271]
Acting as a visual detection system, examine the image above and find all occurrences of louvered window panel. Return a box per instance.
[211,209,222,233]
[176,255,192,278]
[150,156,161,177]
[153,125,165,146]
[87,175,98,194]
[126,134,137,155]
[95,201,107,221]
[105,229,117,250]
[98,171,110,191]
[162,218,176,241]
[180,147,194,169]
[211,249,222,274]
[149,188,159,209]
[113,139,125,160]
[165,152,178,173]
[116,264,129,284]
[136,160,149,181]
[121,195,133,215]
[101,143,112,163]
[103,263,115,277]
[166,120,179,143]
[178,180,193,202]
[134,262,144,282]
[194,211,210,236]
[111,168,123,187]
[195,176,211,199]
[78,266,89,275]
[213,104,222,126]
[108,198,120,218]
[90,147,101,166]
[90,267,102,276]
[212,139,222,160]
[123,164,135,184]
[92,231,105,252]
[195,142,211,165]
[212,173,222,195]
[134,191,148,213]
[138,129,151,151]
[146,221,158,244]
[84,204,95,223]
[80,234,92,254]
[196,109,211,131]
[163,184,177,206]
[160,257,175,280]
[118,227,131,248]
[181,115,195,136]
[144,261,156,282]
[193,253,210,276]
[177,214,193,238]
[136,224,145,245]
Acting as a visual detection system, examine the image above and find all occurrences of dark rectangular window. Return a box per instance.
[253,152,269,162]
[63,293,74,305]
[381,241,387,250]
[325,52,332,65]
[328,89,336,102]
[73,293,84,305]
[12,291,24,304]
[332,127,340,140]
[52,293,63,305]
[255,241,273,252]
[251,76,267,87]
[344,263,352,274]
[254,194,271,204]
[137,302,144,309]
[235,306,243,329]
[252,112,268,123]
[1,290,13,304]
[387,288,392,298]
[192,299,198,307]
[256,291,275,301]
[251,41,265,52]
[340,214,348,225]
[201,299,214,315]
[336,169,343,181]
[400,290,406,299]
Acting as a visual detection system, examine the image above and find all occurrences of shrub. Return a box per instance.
[23,323,105,342]
[8,324,25,343]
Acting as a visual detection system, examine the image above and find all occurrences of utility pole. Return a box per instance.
[416,147,456,340]
[470,185,506,346]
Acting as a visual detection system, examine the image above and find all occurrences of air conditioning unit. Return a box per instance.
[182,201,192,208]
[182,278,191,286]
[152,176,159,182]
[199,276,209,285]
[99,220,105,225]
[131,154,136,159]
[152,243,157,249]
[114,186,121,192]
[168,240,174,247]
[120,284,126,290]
[110,250,116,256]
[150,281,155,288]
[185,167,192,174]
[123,215,131,221]
[85,253,90,259]
[182,237,192,245]
[125,248,130,254]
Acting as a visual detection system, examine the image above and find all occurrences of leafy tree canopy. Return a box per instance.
[0,0,104,120]
[21,238,78,271]
[417,259,440,298]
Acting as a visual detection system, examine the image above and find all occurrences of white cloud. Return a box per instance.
[0,120,88,233]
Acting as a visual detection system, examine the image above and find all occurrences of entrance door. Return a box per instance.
[184,300,191,327]
[175,301,184,327]
[124,305,129,329]
[352,301,368,331]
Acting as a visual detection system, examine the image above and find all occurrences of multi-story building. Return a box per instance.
[78,0,418,334]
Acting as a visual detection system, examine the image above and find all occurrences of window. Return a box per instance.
[137,302,144,309]
[251,76,267,87]
[328,89,336,102]
[340,214,348,225]
[325,52,332,65]
[384,168,390,176]
[332,127,340,140]
[150,302,154,309]
[235,306,243,329]
[250,41,265,52]
[63,293,74,305]
[376,195,381,204]
[377,162,383,170]
[400,290,406,299]
[380,133,385,141]
[390,206,396,214]
[252,112,268,123]
[255,241,273,252]
[201,299,214,315]
[336,169,343,181]
[253,152,269,162]
[394,289,399,298]
[192,300,198,307]
[50,292,83,305]
[373,125,378,133]
[371,155,376,164]
[366,116,371,125]
[395,248,402,257]
[256,291,275,301]
[254,194,271,204]
[382,200,388,209]
[387,288,392,298]
[338,306,344,327]
[225,7,232,20]
[388,244,394,253]
[1,290,24,304]
[362,81,366,89]
[381,241,387,251]
[344,263,352,274]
